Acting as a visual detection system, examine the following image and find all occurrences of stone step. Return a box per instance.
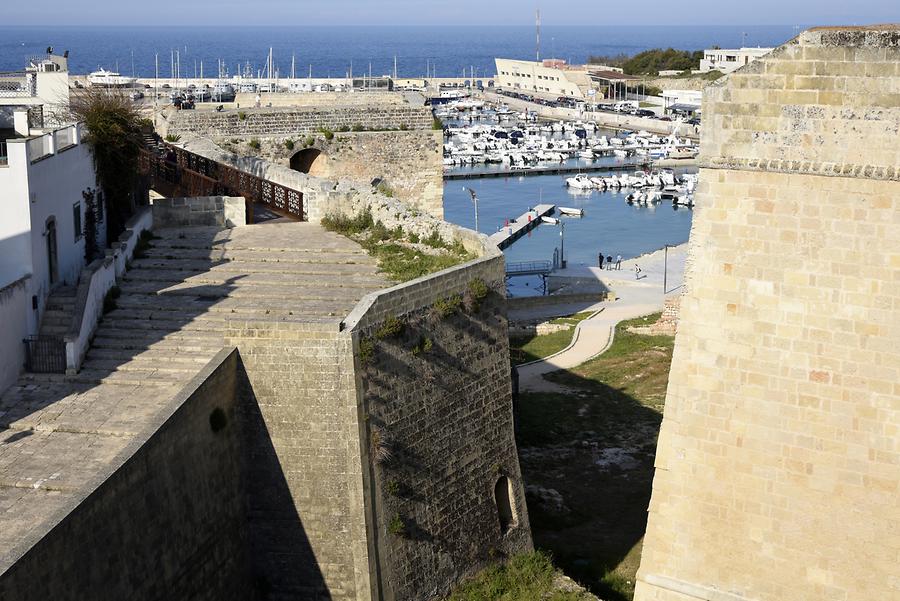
[119,269,388,298]
[127,259,383,278]
[38,324,68,336]
[115,282,366,306]
[85,347,217,363]
[139,247,373,265]
[80,357,212,374]
[150,227,368,255]
[108,297,356,318]
[18,371,179,387]
[40,312,70,326]
[45,299,76,311]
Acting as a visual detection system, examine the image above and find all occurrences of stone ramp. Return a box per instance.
[0,221,390,560]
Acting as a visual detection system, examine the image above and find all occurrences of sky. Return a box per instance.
[3,0,897,26]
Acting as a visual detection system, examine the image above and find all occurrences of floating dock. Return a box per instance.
[444,162,651,180]
[488,204,556,250]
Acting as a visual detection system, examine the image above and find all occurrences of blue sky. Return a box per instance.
[3,1,897,26]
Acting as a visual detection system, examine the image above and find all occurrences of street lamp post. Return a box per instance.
[464,187,479,232]
[663,244,670,293]
[559,220,566,269]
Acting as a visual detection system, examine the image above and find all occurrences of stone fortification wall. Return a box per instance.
[0,349,253,601]
[233,91,410,108]
[218,130,444,219]
[166,105,433,139]
[635,26,900,601]
[344,242,533,601]
[226,321,372,601]
[181,137,444,220]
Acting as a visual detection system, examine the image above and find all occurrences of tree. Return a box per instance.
[622,48,704,76]
[69,87,143,241]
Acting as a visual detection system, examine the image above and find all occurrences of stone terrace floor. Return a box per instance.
[0,222,390,561]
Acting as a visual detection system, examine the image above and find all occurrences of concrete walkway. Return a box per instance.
[517,244,687,392]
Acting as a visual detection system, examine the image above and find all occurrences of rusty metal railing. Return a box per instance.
[139,142,305,221]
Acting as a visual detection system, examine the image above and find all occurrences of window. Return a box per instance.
[494,476,518,534]
[72,202,82,241]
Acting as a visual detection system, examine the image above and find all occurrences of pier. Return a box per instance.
[488,204,555,250]
[445,161,652,181]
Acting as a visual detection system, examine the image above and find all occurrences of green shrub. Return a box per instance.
[375,315,404,340]
[432,294,462,319]
[238,111,247,120]
[432,117,444,130]
[408,232,420,244]
[351,123,365,132]
[411,336,433,356]
[338,124,350,132]
[423,228,444,248]
[390,225,403,240]
[369,220,392,242]
[284,138,295,150]
[303,135,315,147]
[317,127,335,141]
[248,138,261,150]
[375,181,394,198]
[447,551,593,601]
[358,337,375,365]
[385,479,402,497]
[164,133,181,143]
[464,278,490,313]
[399,122,408,131]
[388,514,406,537]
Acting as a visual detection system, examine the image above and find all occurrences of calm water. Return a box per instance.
[0,25,798,77]
[443,172,695,266]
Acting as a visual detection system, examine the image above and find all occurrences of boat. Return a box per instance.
[541,216,559,225]
[565,174,593,190]
[88,68,137,88]
[558,207,584,217]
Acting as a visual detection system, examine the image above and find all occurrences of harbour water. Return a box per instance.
[0,25,799,77]
[442,171,695,294]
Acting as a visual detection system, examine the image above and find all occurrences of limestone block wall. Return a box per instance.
[0,349,253,601]
[344,247,533,601]
[225,321,372,601]
[217,131,444,219]
[166,105,433,138]
[635,26,900,601]
[151,196,247,228]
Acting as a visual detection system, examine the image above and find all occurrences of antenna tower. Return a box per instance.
[536,9,541,62]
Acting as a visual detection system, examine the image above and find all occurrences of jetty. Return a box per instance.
[488,204,555,250]
[444,162,652,180]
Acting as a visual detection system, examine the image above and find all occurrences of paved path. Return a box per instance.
[517,244,687,392]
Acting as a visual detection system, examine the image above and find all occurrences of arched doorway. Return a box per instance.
[289,148,325,175]
[45,217,58,285]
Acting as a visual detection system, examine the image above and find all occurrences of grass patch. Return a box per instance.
[321,209,475,282]
[516,314,674,600]
[446,551,594,601]
[510,312,595,365]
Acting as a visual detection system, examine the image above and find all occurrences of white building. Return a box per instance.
[494,58,596,99]
[699,47,773,74]
[0,52,71,127]
[662,89,703,115]
[0,115,103,392]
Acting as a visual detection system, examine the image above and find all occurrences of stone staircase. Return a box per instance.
[0,221,391,553]
[37,286,77,338]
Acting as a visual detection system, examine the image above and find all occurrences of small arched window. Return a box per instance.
[494,476,518,534]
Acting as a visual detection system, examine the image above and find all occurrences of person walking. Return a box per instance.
[598,252,604,270]
[616,254,622,270]
[606,255,613,270]
[634,264,642,280]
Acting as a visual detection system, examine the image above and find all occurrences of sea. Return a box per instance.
[0,25,801,78]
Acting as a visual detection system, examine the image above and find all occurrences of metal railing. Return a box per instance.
[506,260,552,276]
[0,140,8,167]
[0,72,36,98]
[24,335,67,373]
[139,142,305,221]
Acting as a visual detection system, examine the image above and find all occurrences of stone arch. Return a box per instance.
[494,476,518,534]
[289,148,326,175]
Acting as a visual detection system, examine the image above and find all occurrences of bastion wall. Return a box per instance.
[635,26,900,601]
[0,349,254,601]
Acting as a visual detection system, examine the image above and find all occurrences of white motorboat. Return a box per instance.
[578,150,595,160]
[541,216,559,225]
[589,177,607,189]
[88,68,137,88]
[565,174,594,190]
[558,207,584,217]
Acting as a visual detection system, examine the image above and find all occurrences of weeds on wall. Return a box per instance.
[431,294,463,320]
[375,181,395,198]
[303,135,315,148]
[321,207,476,282]
[248,138,261,150]
[388,514,407,537]
[358,337,375,365]
[283,138,295,150]
[317,126,335,141]
[375,315,405,340]
[370,426,394,465]
[238,111,247,120]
